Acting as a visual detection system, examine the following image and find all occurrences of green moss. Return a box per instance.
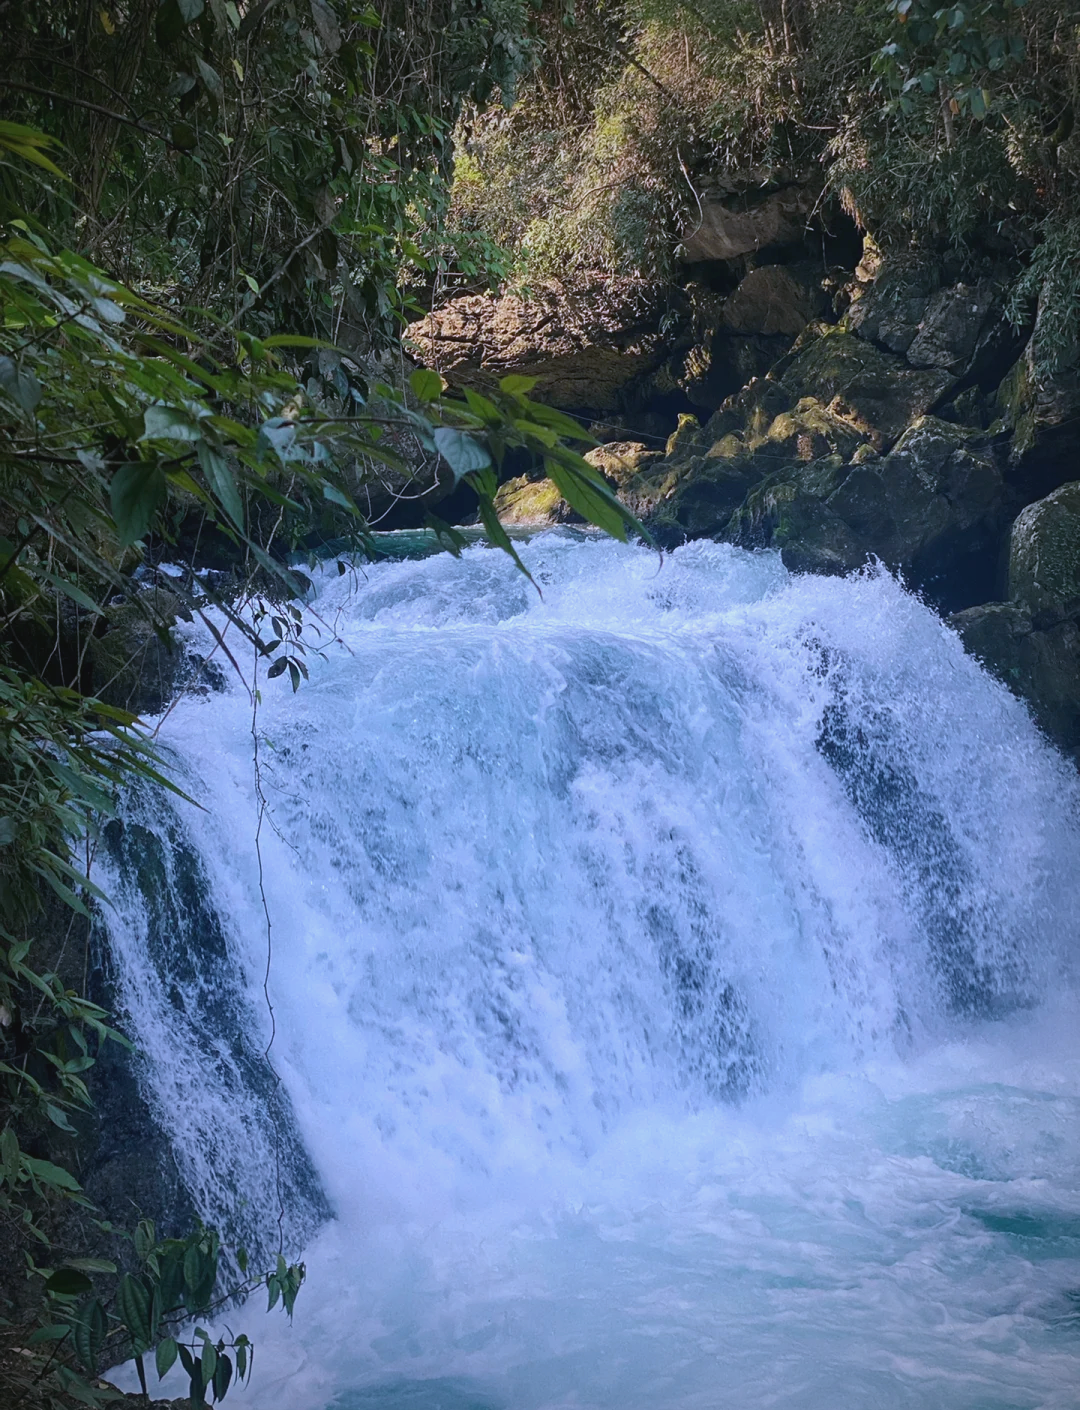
[494,475,565,523]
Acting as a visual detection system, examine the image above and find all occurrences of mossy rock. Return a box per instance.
[715,415,1005,609]
[494,475,569,525]
[1008,481,1080,616]
[88,587,224,716]
[722,475,866,576]
[949,599,1080,756]
[780,330,955,445]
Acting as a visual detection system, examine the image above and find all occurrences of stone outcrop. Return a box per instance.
[715,417,1006,608]
[88,588,224,716]
[679,181,818,262]
[650,396,869,543]
[1008,481,1080,615]
[778,328,956,446]
[406,279,671,412]
[995,296,1080,493]
[948,599,1080,756]
[721,265,824,338]
[495,441,669,527]
[660,266,826,412]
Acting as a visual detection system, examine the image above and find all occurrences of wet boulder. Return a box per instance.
[650,398,868,545]
[718,417,1006,608]
[494,475,572,526]
[89,587,224,717]
[995,300,1080,494]
[721,465,866,576]
[1008,481,1080,616]
[779,328,955,446]
[948,599,1080,757]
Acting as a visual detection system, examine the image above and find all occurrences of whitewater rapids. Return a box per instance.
[103,536,1080,1409]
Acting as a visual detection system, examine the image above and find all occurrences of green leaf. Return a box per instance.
[0,355,42,412]
[27,1323,72,1344]
[118,1273,153,1349]
[134,1218,156,1261]
[409,368,443,402]
[0,1126,20,1181]
[322,482,356,511]
[141,404,203,441]
[518,401,594,443]
[178,0,206,18]
[155,1336,178,1379]
[462,388,501,424]
[196,57,224,104]
[433,427,491,482]
[212,1350,233,1401]
[110,464,167,545]
[24,1156,83,1192]
[498,374,539,395]
[44,1102,76,1132]
[46,1267,94,1297]
[73,1298,107,1373]
[201,1337,217,1384]
[543,456,632,543]
[267,657,289,679]
[197,441,244,530]
[256,417,298,462]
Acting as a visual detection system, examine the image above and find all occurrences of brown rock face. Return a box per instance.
[678,184,818,262]
[722,266,822,338]
[405,279,670,412]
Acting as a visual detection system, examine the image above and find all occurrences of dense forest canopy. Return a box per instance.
[2,1,1079,1405]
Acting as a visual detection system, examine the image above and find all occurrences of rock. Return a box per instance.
[679,183,818,263]
[721,265,824,337]
[88,589,224,717]
[494,475,570,525]
[1008,481,1080,615]
[996,298,1080,493]
[496,442,668,527]
[649,398,867,544]
[713,416,1006,609]
[405,278,671,412]
[949,599,1080,755]
[677,327,790,411]
[829,417,1006,606]
[905,283,998,372]
[847,257,936,354]
[847,250,1003,377]
[780,328,955,445]
[755,397,868,463]
[723,472,867,576]
[704,376,794,442]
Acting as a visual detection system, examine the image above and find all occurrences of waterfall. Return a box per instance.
[102,535,1080,1409]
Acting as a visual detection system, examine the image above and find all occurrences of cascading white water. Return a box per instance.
[103,535,1080,1409]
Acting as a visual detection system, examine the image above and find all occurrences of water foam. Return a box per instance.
[103,536,1080,1408]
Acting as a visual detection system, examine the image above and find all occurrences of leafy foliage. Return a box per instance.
[0,11,650,1393]
[1,0,547,345]
[11,1219,304,1407]
[448,0,1080,351]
